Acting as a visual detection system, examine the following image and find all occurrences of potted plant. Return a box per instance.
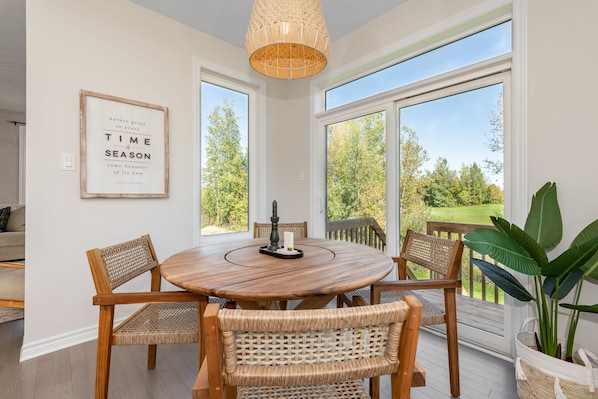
[463,182,598,398]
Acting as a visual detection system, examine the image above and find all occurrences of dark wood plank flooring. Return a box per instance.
[0,318,517,398]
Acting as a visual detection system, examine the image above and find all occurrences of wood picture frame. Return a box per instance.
[80,90,169,198]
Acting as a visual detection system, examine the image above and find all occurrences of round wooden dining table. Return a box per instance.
[160,237,393,310]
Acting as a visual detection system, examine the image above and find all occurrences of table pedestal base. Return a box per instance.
[236,295,336,310]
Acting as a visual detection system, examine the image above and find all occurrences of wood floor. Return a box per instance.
[0,318,518,399]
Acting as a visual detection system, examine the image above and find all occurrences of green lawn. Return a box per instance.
[428,203,503,225]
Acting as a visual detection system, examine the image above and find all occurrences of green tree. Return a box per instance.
[399,126,431,237]
[487,183,504,205]
[327,113,386,228]
[459,162,488,205]
[201,100,248,231]
[422,157,459,207]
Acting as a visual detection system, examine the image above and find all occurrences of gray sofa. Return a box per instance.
[0,204,25,262]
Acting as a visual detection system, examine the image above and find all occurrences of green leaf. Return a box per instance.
[471,258,535,302]
[571,219,598,280]
[464,228,541,276]
[544,269,584,299]
[491,217,549,266]
[524,182,562,251]
[491,216,511,235]
[572,219,598,246]
[542,238,598,278]
[560,303,598,314]
[581,250,598,280]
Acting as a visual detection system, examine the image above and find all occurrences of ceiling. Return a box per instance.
[130,0,406,49]
[0,0,406,115]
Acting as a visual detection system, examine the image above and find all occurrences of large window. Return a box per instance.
[319,19,511,246]
[200,81,249,236]
[315,13,514,357]
[197,67,264,240]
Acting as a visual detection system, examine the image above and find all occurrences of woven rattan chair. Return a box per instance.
[253,221,308,239]
[193,296,423,399]
[344,229,464,398]
[87,235,208,399]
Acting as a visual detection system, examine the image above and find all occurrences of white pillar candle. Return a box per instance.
[284,232,294,251]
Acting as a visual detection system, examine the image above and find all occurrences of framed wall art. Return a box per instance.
[80,90,169,198]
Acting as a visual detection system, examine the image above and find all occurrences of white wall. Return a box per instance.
[23,0,261,357]
[265,84,312,224]
[527,0,598,352]
[25,0,598,359]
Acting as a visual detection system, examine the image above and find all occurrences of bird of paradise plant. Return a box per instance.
[464,182,598,361]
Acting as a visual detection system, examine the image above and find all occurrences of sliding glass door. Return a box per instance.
[396,74,512,356]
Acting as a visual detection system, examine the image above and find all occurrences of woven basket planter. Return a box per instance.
[515,319,598,398]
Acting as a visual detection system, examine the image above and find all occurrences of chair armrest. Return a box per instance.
[93,291,206,306]
[373,278,461,292]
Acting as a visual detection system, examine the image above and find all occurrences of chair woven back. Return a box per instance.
[401,230,461,279]
[253,221,308,239]
[90,236,157,293]
[218,301,407,387]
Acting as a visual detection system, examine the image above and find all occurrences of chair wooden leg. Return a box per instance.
[147,344,157,369]
[445,290,460,398]
[370,375,380,399]
[95,306,114,399]
[199,299,207,366]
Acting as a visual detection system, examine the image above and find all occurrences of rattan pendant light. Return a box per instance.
[246,0,330,80]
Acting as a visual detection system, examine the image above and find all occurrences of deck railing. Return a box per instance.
[325,218,502,305]
[326,217,386,251]
[427,221,501,304]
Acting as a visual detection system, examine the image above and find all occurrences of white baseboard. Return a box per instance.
[20,324,98,362]
[19,317,125,362]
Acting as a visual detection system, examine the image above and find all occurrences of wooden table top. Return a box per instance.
[160,237,393,309]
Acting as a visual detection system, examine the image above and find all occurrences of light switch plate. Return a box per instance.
[61,153,76,171]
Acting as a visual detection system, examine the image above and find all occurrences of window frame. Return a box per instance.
[193,59,266,245]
